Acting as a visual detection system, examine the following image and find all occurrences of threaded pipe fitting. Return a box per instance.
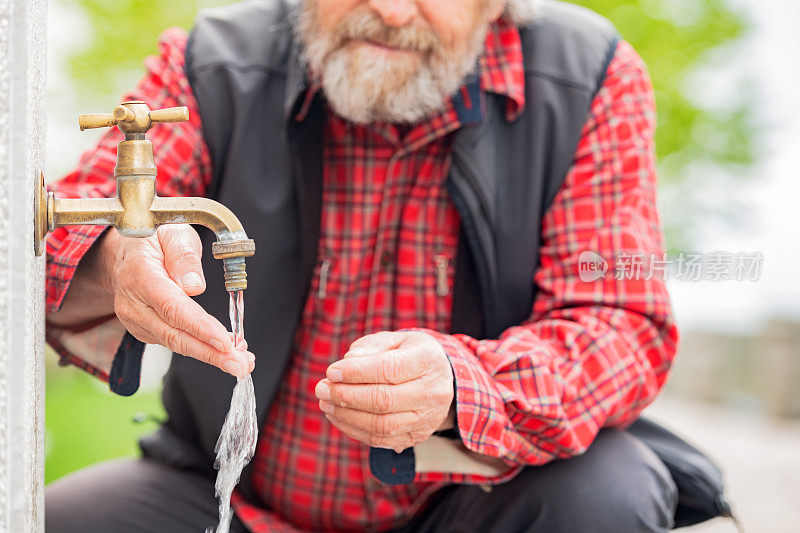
[222,256,247,292]
[212,239,254,292]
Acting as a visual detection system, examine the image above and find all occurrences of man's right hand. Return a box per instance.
[50,224,254,378]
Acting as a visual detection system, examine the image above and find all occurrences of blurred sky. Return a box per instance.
[666,0,800,334]
[45,0,800,336]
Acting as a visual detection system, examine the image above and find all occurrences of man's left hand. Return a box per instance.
[315,331,454,453]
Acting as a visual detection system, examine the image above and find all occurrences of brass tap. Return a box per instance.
[34,101,255,292]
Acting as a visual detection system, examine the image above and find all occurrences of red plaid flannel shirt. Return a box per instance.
[45,17,678,533]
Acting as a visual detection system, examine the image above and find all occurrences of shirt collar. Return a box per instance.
[293,16,526,123]
[479,16,526,122]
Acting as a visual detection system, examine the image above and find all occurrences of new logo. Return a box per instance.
[578,251,608,282]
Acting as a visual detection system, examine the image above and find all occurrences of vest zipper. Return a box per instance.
[451,149,491,222]
[446,177,493,337]
[435,255,450,297]
[318,258,331,299]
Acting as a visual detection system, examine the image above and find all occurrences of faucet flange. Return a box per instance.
[212,239,256,260]
[33,171,48,256]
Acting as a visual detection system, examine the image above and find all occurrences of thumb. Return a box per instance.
[158,224,206,296]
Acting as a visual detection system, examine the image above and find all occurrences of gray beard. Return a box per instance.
[298,12,489,125]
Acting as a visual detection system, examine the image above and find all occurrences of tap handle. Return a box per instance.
[78,113,116,131]
[78,102,189,133]
[149,107,190,124]
[77,108,133,131]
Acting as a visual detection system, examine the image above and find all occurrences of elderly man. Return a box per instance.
[45,0,680,531]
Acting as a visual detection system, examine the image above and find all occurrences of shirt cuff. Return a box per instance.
[368,328,518,486]
[47,317,145,396]
[413,328,513,460]
[369,445,520,486]
[45,224,145,395]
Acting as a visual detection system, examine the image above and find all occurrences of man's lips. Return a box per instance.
[364,39,400,51]
[357,39,419,54]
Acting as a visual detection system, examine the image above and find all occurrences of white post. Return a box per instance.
[0,0,47,531]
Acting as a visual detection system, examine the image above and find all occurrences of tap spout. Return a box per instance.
[151,196,250,242]
[43,193,255,291]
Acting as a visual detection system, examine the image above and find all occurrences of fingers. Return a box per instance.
[230,332,248,351]
[321,411,416,453]
[108,224,251,378]
[320,332,454,451]
[158,224,206,297]
[321,414,382,448]
[136,278,233,354]
[315,379,429,413]
[345,331,409,358]
[319,401,421,436]
[122,301,252,377]
[327,347,426,384]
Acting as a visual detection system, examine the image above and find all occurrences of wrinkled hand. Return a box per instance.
[315,331,454,453]
[101,224,254,377]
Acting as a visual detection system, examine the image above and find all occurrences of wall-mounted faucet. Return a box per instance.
[33,100,255,292]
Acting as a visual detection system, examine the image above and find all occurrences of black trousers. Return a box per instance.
[46,429,677,532]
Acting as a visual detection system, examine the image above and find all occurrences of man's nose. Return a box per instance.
[367,0,418,27]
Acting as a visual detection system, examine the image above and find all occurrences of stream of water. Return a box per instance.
[206,290,258,533]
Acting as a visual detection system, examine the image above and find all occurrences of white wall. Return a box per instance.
[0,0,47,531]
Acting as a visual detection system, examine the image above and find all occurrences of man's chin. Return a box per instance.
[319,44,468,124]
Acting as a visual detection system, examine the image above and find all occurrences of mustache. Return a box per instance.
[333,9,441,54]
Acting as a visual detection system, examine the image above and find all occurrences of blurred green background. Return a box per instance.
[46,0,756,484]
[45,363,163,483]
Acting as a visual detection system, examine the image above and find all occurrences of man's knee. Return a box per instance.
[519,429,678,532]
[46,458,136,533]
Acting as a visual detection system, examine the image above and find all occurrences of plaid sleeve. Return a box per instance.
[46,27,213,383]
[415,41,679,481]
